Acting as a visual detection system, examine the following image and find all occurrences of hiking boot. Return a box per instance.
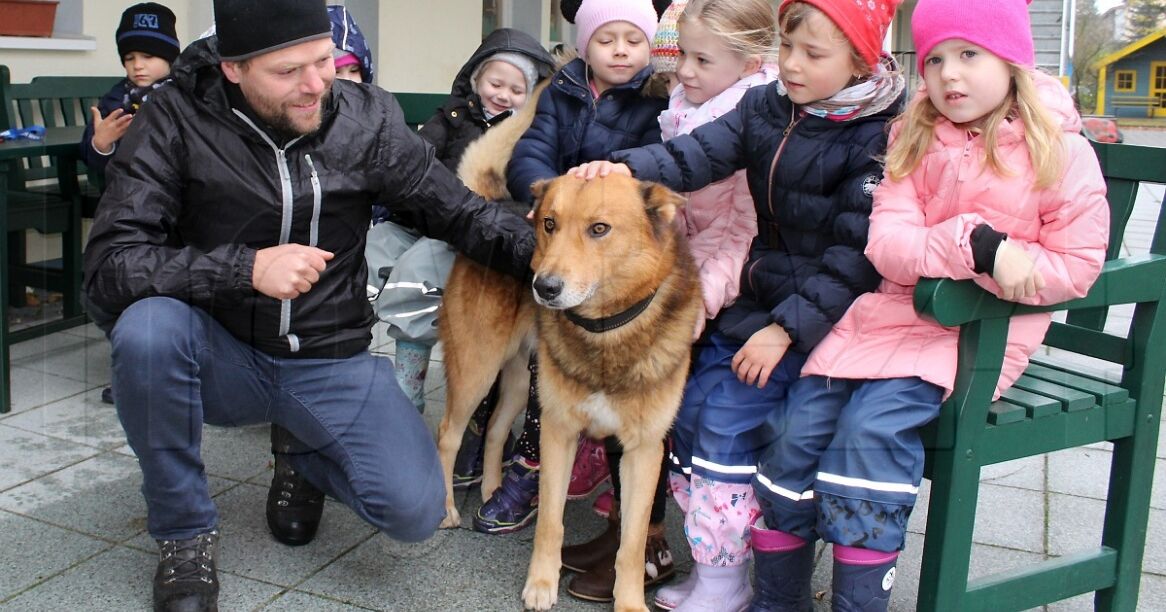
[568,436,610,499]
[473,456,539,534]
[566,522,675,602]
[153,530,219,612]
[267,425,325,546]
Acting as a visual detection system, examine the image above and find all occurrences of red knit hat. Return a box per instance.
[779,0,899,70]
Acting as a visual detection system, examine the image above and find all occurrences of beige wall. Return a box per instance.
[1,1,481,93]
[376,2,481,93]
[0,0,210,82]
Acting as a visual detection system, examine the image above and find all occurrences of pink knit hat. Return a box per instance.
[650,0,687,74]
[573,0,660,59]
[911,0,1035,73]
[780,0,899,70]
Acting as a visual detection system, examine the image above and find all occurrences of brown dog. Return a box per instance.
[520,175,701,612]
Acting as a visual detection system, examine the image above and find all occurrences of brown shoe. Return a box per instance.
[562,517,619,573]
[566,523,676,603]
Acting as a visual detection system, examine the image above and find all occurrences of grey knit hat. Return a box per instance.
[470,52,540,95]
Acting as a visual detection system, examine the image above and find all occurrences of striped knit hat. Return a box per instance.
[650,1,688,74]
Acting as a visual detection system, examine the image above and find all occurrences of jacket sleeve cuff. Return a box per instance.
[92,140,116,156]
[970,224,1007,275]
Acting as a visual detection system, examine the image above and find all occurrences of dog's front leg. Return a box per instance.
[612,439,665,612]
[521,405,580,610]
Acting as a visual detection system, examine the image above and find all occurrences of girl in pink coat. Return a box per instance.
[748,0,1110,609]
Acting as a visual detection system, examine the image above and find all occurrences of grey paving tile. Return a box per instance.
[0,545,281,612]
[1048,493,1166,575]
[200,423,276,483]
[980,454,1046,491]
[196,482,377,587]
[0,452,237,541]
[61,322,107,340]
[10,336,110,386]
[1048,447,1113,500]
[263,590,376,611]
[0,510,111,601]
[972,483,1046,553]
[2,388,126,450]
[3,366,89,416]
[7,331,89,361]
[0,424,101,492]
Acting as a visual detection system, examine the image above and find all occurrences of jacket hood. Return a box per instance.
[329,5,374,84]
[449,28,555,99]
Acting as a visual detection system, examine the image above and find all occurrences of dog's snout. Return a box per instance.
[533,275,564,301]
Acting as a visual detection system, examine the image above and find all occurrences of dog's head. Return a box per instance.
[529,174,685,312]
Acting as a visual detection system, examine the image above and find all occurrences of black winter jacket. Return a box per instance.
[78,79,129,179]
[613,83,902,353]
[419,28,554,173]
[83,37,535,359]
[507,58,666,203]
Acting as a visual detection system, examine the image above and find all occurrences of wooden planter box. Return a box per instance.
[0,0,59,37]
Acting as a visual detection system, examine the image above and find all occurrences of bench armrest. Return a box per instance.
[913,255,1166,327]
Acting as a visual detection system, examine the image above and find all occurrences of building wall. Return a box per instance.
[0,1,481,94]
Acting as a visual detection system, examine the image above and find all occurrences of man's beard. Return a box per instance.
[254,90,330,138]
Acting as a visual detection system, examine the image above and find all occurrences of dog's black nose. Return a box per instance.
[534,276,563,301]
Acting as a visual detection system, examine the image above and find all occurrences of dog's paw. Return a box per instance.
[439,507,461,529]
[521,576,558,611]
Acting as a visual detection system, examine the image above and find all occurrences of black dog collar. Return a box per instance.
[565,292,657,333]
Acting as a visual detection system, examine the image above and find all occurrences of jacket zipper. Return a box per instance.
[750,106,801,294]
[232,109,306,352]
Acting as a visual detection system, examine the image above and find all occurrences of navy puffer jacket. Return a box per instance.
[506,57,666,203]
[613,83,902,353]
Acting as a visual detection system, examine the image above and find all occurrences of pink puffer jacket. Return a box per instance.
[802,71,1109,399]
[660,65,778,322]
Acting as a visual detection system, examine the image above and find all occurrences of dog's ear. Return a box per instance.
[530,179,552,204]
[640,181,686,227]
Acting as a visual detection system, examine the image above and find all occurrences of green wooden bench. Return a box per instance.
[1,65,121,308]
[915,140,1166,610]
[392,91,446,131]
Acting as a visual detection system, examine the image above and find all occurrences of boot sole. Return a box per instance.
[471,508,537,534]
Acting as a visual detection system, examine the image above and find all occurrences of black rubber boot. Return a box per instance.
[747,525,815,612]
[266,425,325,546]
[831,556,896,612]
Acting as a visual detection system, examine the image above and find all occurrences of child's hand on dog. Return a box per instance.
[569,161,631,180]
[731,323,792,388]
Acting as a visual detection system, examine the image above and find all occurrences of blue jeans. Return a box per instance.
[108,297,445,541]
[752,376,943,552]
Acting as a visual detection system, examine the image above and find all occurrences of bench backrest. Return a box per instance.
[0,65,122,186]
[393,92,446,131]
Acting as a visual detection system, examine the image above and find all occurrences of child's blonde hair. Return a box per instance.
[884,65,1065,188]
[680,0,778,63]
[778,2,870,76]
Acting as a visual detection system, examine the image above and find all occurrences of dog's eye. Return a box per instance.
[543,217,555,233]
[589,223,610,237]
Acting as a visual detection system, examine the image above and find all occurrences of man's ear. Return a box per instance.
[640,180,685,227]
[221,60,243,84]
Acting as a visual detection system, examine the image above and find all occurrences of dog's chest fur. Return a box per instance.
[577,392,622,432]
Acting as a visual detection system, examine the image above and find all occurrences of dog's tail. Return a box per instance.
[456,76,552,201]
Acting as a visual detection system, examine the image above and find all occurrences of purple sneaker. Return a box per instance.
[473,456,539,534]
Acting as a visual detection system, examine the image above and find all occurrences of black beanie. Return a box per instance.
[214,0,332,61]
[116,3,180,64]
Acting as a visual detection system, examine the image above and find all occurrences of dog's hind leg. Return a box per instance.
[521,381,582,611]
[611,436,665,612]
[480,345,532,501]
[436,350,506,529]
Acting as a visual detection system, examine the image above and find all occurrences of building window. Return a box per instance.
[483,0,499,39]
[1115,70,1136,92]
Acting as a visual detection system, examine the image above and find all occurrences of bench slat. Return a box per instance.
[1012,374,1095,412]
[1021,363,1129,407]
